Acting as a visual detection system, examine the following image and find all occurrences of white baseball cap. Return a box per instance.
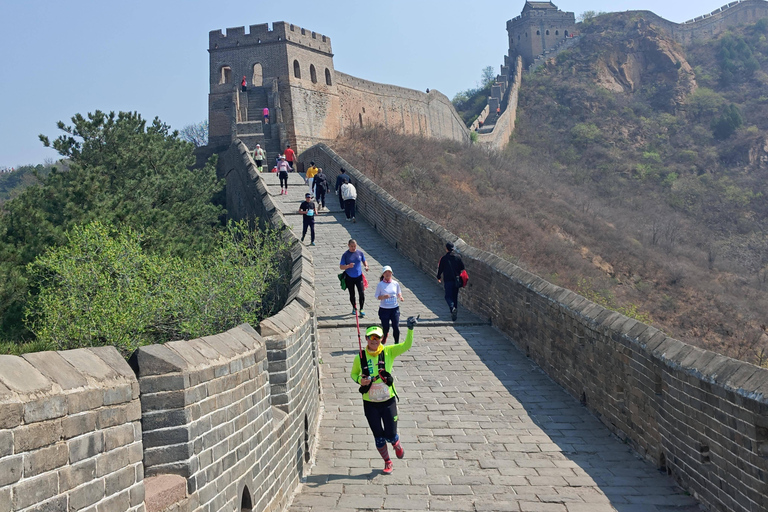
[381,265,393,276]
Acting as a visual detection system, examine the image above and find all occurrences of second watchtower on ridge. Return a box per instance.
[507,1,576,69]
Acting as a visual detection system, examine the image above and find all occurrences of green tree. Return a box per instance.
[481,66,496,87]
[0,110,224,341]
[711,104,743,140]
[179,120,209,147]
[25,220,287,357]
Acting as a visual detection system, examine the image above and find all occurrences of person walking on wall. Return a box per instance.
[284,144,296,171]
[299,193,318,246]
[335,168,349,211]
[241,76,247,92]
[437,242,465,321]
[376,266,404,344]
[351,315,419,475]
[305,161,319,198]
[253,144,266,173]
[340,239,369,316]
[277,155,291,195]
[263,107,270,124]
[341,177,358,223]
[313,167,328,211]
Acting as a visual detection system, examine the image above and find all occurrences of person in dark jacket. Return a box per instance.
[436,242,465,321]
[313,168,328,210]
[335,168,349,210]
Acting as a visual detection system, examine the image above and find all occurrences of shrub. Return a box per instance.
[24,220,287,357]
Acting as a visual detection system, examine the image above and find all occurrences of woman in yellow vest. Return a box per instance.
[350,316,418,474]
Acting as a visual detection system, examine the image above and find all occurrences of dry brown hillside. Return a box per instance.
[332,125,768,367]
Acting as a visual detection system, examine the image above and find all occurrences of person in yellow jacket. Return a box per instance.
[350,315,418,474]
[305,161,319,198]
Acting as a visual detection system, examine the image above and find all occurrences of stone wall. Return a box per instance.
[0,347,144,512]
[131,138,320,512]
[300,143,768,512]
[334,73,469,147]
[478,56,523,149]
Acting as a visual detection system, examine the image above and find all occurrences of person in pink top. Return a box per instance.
[263,107,269,124]
[241,76,247,92]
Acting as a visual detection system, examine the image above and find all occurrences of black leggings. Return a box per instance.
[363,397,398,446]
[378,307,400,344]
[345,274,365,310]
[279,172,288,188]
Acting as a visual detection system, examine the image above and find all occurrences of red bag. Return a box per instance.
[459,270,469,288]
[271,167,278,173]
[362,273,369,289]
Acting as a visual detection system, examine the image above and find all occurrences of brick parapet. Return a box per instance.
[300,143,768,512]
[0,347,144,512]
[478,56,523,149]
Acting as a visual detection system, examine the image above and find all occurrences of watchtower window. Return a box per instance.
[220,66,232,85]
[293,60,301,79]
[325,68,332,85]
[310,64,317,84]
[556,30,559,35]
[565,30,569,36]
[546,30,550,35]
[252,63,263,87]
[537,30,540,35]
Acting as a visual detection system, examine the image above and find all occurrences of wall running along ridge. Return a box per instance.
[300,143,768,512]
[477,56,523,149]
[0,347,144,512]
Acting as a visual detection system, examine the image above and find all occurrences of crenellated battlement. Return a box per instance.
[210,21,332,54]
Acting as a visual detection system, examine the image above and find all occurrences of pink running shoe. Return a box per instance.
[383,460,394,474]
[394,441,405,459]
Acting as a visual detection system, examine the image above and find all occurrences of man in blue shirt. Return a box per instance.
[339,239,369,316]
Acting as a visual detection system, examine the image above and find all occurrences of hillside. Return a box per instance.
[333,13,768,367]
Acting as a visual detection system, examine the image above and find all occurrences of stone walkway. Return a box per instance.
[261,172,702,512]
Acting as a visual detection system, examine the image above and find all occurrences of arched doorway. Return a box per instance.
[293,60,301,79]
[252,63,263,87]
[241,486,252,512]
[310,64,317,84]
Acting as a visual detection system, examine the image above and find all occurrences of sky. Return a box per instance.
[0,0,732,167]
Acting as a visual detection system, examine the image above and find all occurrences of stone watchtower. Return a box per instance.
[208,22,337,154]
[507,1,576,69]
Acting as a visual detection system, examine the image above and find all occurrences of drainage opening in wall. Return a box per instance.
[580,391,587,406]
[699,442,711,464]
[658,451,669,474]
[241,486,253,512]
[304,414,310,463]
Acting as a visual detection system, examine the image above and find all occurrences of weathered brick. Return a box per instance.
[103,423,136,451]
[69,431,104,463]
[24,394,68,423]
[0,401,23,429]
[14,419,62,452]
[60,458,97,492]
[0,487,10,512]
[11,472,58,510]
[103,384,133,406]
[68,478,105,511]
[67,389,104,415]
[0,430,12,457]
[23,442,68,477]
[95,446,130,477]
[105,465,136,495]
[96,490,130,512]
[62,411,98,439]
[0,454,22,486]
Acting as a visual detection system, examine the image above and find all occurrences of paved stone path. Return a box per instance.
[262,172,702,512]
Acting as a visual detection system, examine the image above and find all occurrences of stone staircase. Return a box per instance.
[235,86,281,162]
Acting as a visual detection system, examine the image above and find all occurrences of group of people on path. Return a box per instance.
[341,237,466,475]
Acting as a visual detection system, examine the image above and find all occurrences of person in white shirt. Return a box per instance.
[341,177,357,222]
[375,266,405,344]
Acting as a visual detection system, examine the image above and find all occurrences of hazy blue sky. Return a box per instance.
[1,0,732,167]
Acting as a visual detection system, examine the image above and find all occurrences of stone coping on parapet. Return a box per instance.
[209,21,332,54]
[0,346,138,429]
[302,142,768,405]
